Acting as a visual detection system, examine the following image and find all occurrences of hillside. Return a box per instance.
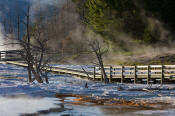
[73,0,175,44]
[71,0,175,64]
[1,0,175,64]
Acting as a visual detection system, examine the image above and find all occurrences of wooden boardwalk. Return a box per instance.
[4,61,175,84]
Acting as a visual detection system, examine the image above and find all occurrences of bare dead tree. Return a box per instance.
[88,39,108,83]
[25,6,54,83]
[31,22,51,84]
[1,2,73,83]
[15,5,43,83]
[16,5,52,83]
[25,5,32,82]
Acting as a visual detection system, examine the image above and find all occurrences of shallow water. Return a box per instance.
[1,95,175,116]
[1,63,175,116]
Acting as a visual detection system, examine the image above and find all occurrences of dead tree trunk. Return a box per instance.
[26,6,33,82]
[31,66,43,83]
[18,5,45,83]
[17,6,32,82]
[89,39,108,83]
[3,3,52,84]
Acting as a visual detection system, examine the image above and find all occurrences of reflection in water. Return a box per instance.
[100,106,152,116]
[0,96,60,116]
[20,103,70,116]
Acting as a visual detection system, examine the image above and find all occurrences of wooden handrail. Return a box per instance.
[3,61,175,84]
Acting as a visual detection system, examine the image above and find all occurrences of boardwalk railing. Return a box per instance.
[97,65,175,84]
[4,61,175,84]
[0,50,23,61]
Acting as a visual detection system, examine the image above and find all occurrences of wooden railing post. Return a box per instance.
[100,66,103,82]
[109,65,112,83]
[121,66,124,83]
[161,65,164,84]
[93,66,96,81]
[147,65,150,84]
[101,74,103,82]
[134,66,137,84]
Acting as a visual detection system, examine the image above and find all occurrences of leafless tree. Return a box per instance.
[0,2,60,84]
[88,39,108,83]
[15,5,51,83]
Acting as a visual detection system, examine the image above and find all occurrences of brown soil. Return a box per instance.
[55,93,168,108]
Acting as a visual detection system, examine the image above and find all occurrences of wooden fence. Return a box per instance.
[93,65,175,84]
[3,61,175,84]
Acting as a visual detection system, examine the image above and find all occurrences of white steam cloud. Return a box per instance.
[0,0,66,51]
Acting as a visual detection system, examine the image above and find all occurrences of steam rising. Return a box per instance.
[1,0,175,64]
[0,0,65,51]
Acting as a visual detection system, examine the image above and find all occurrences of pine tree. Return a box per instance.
[85,0,111,34]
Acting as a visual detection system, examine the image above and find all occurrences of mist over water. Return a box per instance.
[0,0,65,51]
